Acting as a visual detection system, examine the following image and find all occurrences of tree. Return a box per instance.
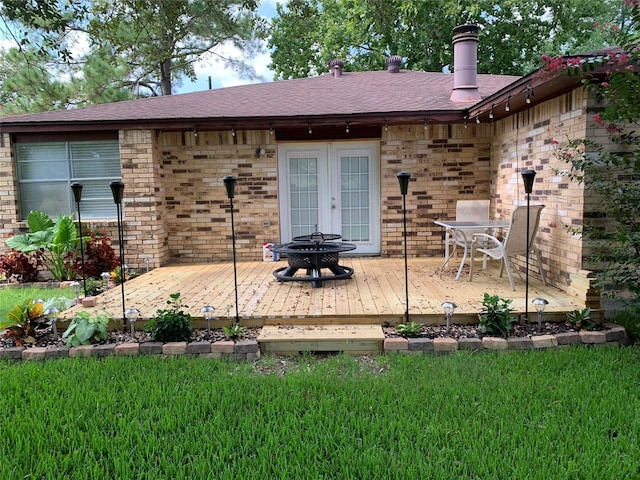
[549,0,640,312]
[268,0,626,80]
[0,0,266,112]
[86,0,267,96]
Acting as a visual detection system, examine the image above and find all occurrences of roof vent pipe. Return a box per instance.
[386,55,402,73]
[450,24,481,102]
[329,58,344,78]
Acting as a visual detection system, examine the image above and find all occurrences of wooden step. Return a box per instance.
[257,324,385,355]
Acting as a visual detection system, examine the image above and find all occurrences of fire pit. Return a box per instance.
[272,232,356,288]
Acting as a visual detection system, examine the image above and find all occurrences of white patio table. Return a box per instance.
[434,219,510,280]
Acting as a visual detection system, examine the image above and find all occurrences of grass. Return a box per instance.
[1,347,639,479]
[0,285,76,321]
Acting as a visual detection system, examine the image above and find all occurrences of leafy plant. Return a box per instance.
[548,7,640,310]
[0,299,46,345]
[395,321,423,338]
[146,293,193,342]
[84,278,102,297]
[62,310,111,347]
[5,210,87,281]
[222,323,247,342]
[478,293,516,338]
[67,232,119,279]
[566,307,596,331]
[0,249,42,283]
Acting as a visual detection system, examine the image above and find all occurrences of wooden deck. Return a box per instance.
[64,257,585,327]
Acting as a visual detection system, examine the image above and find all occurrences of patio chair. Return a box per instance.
[468,205,547,291]
[443,199,491,277]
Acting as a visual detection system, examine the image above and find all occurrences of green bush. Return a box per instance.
[146,293,193,342]
[395,321,423,338]
[63,311,110,347]
[478,293,516,338]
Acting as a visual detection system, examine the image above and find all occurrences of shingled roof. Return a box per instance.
[0,70,519,133]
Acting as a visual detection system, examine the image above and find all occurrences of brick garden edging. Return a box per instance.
[383,323,631,354]
[0,339,261,362]
[0,324,632,361]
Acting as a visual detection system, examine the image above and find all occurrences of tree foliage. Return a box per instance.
[551,0,640,308]
[268,0,628,79]
[0,0,266,114]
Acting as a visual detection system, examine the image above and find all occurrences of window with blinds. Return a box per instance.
[16,140,121,220]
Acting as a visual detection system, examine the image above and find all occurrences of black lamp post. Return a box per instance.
[521,169,536,324]
[110,180,127,328]
[70,182,87,297]
[397,171,411,324]
[223,175,240,325]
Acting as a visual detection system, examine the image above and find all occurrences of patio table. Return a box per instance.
[434,219,510,280]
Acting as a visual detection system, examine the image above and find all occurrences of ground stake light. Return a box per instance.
[223,175,240,325]
[110,180,127,330]
[125,308,140,336]
[532,297,549,334]
[521,169,536,324]
[46,307,60,340]
[441,301,457,333]
[70,281,81,304]
[45,307,60,340]
[71,182,87,297]
[397,171,411,324]
[200,305,216,337]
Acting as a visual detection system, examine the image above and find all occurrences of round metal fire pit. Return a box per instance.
[272,232,356,288]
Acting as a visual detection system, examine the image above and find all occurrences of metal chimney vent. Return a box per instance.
[386,55,402,73]
[450,24,481,102]
[329,58,344,78]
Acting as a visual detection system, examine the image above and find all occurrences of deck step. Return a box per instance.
[257,324,385,355]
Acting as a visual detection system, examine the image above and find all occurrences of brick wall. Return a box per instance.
[159,129,279,263]
[381,123,493,258]
[0,133,20,247]
[489,88,591,288]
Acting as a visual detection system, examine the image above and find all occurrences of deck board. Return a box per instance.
[63,257,585,325]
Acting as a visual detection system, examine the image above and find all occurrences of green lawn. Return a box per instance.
[1,347,639,479]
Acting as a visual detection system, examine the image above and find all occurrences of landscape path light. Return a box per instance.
[125,308,140,337]
[200,305,216,337]
[45,307,60,340]
[70,182,87,297]
[532,297,549,334]
[441,301,457,333]
[70,281,81,304]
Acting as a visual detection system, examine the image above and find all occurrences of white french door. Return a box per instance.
[277,141,380,254]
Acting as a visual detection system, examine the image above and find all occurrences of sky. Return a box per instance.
[176,0,283,94]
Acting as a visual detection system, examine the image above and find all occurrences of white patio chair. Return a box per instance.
[468,204,547,291]
[443,199,491,278]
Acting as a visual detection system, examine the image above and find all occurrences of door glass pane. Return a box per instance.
[340,155,370,242]
[289,156,318,237]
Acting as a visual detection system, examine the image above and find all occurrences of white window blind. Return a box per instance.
[16,140,121,220]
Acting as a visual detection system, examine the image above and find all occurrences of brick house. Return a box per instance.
[0,25,608,293]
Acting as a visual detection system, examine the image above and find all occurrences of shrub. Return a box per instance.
[67,232,119,279]
[146,293,193,342]
[478,293,516,338]
[0,249,42,283]
[395,321,423,338]
[0,299,47,345]
[5,210,85,281]
[566,307,596,330]
[223,323,247,342]
[62,310,111,347]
